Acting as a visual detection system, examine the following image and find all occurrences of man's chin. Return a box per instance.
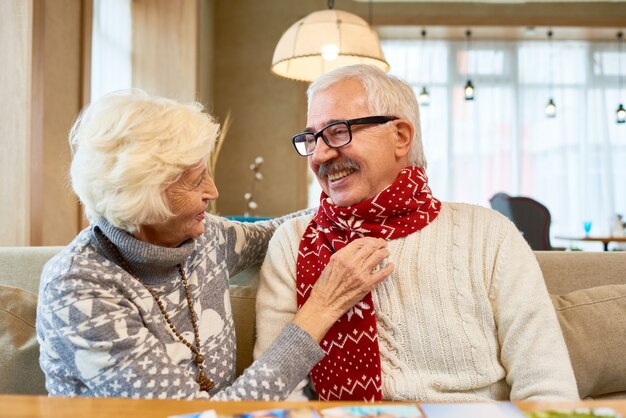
[327,194,362,207]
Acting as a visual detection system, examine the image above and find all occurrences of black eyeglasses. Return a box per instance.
[291,116,398,157]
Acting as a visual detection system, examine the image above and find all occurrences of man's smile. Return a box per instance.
[327,167,357,182]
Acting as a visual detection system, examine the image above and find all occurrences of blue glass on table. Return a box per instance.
[583,220,592,237]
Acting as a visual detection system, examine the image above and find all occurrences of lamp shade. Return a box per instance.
[271,9,389,82]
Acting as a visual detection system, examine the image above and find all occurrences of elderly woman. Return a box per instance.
[36,89,392,399]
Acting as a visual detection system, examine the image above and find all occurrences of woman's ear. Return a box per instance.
[393,119,413,159]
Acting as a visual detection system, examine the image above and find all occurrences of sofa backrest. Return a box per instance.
[1,246,625,399]
[0,246,64,294]
[534,251,626,294]
[3,248,623,301]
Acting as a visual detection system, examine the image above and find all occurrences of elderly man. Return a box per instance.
[254,64,578,402]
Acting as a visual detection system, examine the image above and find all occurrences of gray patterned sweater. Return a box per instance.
[36,215,324,399]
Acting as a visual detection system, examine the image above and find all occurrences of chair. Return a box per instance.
[489,192,557,251]
[489,192,513,220]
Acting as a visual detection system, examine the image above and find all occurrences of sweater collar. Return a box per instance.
[91,217,194,284]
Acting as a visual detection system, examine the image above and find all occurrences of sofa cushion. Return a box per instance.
[0,284,47,394]
[551,284,626,399]
[230,283,258,376]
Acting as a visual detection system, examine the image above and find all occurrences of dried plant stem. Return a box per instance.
[207,112,232,214]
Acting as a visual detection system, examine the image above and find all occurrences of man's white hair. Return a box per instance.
[307,64,426,167]
[69,89,220,232]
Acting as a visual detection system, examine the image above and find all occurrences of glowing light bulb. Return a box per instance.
[321,44,339,61]
[464,80,474,101]
[419,86,430,106]
[617,104,626,124]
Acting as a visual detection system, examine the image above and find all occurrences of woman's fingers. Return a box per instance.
[310,237,393,317]
[292,237,394,342]
[331,237,387,272]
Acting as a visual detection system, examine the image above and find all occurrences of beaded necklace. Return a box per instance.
[100,233,214,392]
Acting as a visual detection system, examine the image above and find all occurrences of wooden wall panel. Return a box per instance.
[132,0,199,101]
[0,0,34,246]
[42,0,83,246]
[0,0,85,246]
[213,1,312,217]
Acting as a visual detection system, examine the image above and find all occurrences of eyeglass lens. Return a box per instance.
[293,121,351,156]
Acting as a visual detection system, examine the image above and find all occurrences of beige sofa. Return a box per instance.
[1,247,625,399]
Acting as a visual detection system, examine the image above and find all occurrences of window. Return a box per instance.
[379,36,625,244]
[91,0,132,102]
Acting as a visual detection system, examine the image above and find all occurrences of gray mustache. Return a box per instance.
[317,159,360,178]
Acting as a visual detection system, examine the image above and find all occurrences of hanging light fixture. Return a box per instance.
[271,0,389,82]
[616,31,625,124]
[464,30,475,101]
[418,29,430,106]
[545,30,557,118]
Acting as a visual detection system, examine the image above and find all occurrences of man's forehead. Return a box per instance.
[307,85,369,128]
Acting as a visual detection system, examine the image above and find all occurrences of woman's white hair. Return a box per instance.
[69,89,220,232]
[307,64,426,167]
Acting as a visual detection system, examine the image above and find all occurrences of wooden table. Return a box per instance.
[2,395,625,418]
[556,235,626,251]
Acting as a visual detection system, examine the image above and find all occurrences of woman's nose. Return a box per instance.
[204,175,219,201]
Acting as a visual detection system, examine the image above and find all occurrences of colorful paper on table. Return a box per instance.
[524,407,622,418]
[321,405,422,418]
[235,408,320,418]
[419,402,525,418]
[170,408,320,418]
[168,410,218,418]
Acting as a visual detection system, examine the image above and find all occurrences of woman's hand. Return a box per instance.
[291,237,393,342]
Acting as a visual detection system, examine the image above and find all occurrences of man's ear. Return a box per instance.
[393,119,413,159]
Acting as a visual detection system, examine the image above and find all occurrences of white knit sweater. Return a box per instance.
[254,202,579,401]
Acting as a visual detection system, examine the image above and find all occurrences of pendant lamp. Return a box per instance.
[418,29,430,106]
[464,30,475,101]
[271,0,389,82]
[617,31,625,124]
[545,30,557,118]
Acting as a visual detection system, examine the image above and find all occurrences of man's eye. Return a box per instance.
[328,126,348,136]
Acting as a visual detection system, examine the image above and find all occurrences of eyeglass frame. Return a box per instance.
[291,115,399,157]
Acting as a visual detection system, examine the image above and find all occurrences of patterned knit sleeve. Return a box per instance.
[211,323,323,401]
[217,209,313,277]
[489,220,580,401]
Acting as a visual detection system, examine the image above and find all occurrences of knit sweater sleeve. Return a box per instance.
[489,222,579,401]
[212,323,324,401]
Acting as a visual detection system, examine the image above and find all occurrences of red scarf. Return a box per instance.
[296,166,441,400]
